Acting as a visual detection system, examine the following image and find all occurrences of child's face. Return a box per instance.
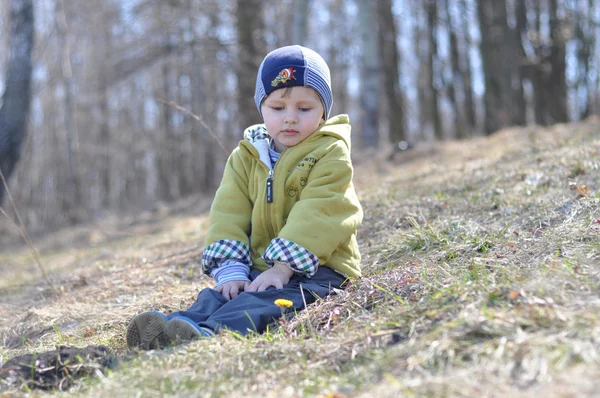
[261,86,325,152]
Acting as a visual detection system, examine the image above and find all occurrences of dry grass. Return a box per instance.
[1,119,599,397]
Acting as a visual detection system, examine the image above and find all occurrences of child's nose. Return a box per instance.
[284,111,298,124]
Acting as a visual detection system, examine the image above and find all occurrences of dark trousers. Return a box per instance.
[166,266,347,335]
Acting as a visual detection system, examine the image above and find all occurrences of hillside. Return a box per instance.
[1,120,599,397]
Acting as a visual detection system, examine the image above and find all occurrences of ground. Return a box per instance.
[0,120,599,397]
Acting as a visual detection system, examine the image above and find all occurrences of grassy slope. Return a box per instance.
[1,120,599,397]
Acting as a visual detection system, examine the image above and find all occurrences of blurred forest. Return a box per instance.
[0,0,598,232]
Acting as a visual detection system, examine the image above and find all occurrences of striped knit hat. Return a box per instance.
[254,45,333,120]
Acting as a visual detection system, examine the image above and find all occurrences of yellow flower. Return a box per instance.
[274,299,293,308]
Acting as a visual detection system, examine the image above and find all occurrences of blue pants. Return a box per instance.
[166,266,347,335]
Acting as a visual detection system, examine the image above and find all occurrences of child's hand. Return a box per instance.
[246,262,294,292]
[214,280,250,300]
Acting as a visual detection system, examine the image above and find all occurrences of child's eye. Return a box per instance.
[299,107,312,112]
[272,106,284,111]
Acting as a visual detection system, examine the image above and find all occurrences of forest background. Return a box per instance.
[0,0,597,234]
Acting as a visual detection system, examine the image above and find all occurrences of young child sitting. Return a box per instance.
[126,45,363,349]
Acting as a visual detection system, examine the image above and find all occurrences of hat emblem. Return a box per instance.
[271,67,296,87]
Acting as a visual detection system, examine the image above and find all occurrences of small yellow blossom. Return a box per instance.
[274,299,293,308]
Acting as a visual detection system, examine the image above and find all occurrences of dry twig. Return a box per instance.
[0,168,58,296]
[158,98,229,156]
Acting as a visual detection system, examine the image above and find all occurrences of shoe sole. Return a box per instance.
[126,312,169,349]
[164,318,202,343]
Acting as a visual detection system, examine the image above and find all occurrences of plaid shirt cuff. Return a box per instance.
[202,239,251,274]
[263,238,319,277]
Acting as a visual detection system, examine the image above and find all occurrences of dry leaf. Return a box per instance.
[508,291,520,299]
[84,328,96,338]
[576,184,590,198]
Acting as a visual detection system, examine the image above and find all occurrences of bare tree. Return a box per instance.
[477,0,517,134]
[55,0,81,219]
[0,0,34,204]
[292,0,310,45]
[547,0,568,122]
[425,0,442,139]
[327,0,351,117]
[459,0,477,132]
[443,0,466,138]
[357,0,380,147]
[377,0,406,144]
[236,0,265,131]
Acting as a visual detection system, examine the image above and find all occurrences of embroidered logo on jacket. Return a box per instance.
[286,186,299,197]
[295,154,319,172]
[271,67,297,87]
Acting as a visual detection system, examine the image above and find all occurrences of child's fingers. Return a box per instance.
[246,280,257,292]
[255,282,267,292]
[222,287,231,300]
[229,286,241,299]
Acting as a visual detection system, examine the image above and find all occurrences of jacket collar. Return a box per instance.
[243,124,272,169]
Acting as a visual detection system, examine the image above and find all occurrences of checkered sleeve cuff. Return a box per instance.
[262,238,320,277]
[202,239,251,275]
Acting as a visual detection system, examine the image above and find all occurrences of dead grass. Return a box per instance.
[1,119,599,397]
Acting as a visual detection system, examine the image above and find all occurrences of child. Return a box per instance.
[126,45,363,349]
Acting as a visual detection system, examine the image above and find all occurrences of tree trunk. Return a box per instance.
[508,2,526,126]
[328,0,350,117]
[586,0,597,116]
[161,63,179,200]
[574,0,594,120]
[0,0,34,204]
[426,0,442,139]
[477,0,514,134]
[55,0,81,220]
[459,0,477,132]
[444,0,466,139]
[377,0,406,144]
[357,0,380,147]
[515,0,533,123]
[99,21,112,208]
[547,0,568,123]
[292,0,310,45]
[530,0,546,125]
[417,3,429,140]
[236,0,265,131]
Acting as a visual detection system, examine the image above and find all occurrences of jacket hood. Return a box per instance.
[313,114,352,151]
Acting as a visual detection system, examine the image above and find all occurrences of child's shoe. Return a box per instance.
[126,311,170,349]
[164,316,214,343]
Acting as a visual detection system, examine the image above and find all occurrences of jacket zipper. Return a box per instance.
[266,169,274,203]
[265,170,275,239]
[264,150,286,239]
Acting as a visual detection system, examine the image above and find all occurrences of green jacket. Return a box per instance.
[202,114,363,278]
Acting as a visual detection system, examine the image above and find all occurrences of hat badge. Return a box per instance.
[271,67,296,87]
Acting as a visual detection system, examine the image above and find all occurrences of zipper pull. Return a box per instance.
[266,170,274,203]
